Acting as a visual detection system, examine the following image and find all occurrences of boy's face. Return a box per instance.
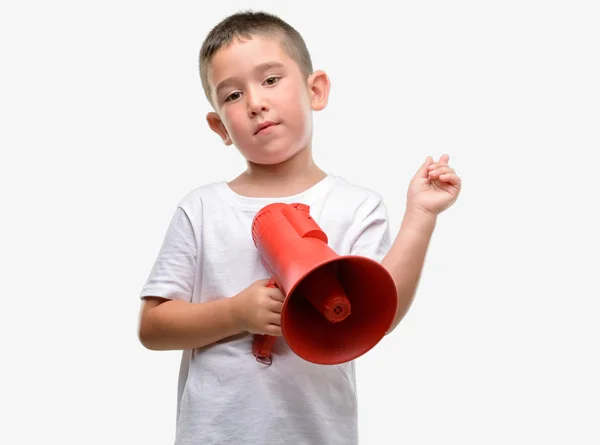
[206,34,329,166]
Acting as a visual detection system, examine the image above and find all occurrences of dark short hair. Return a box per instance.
[199,10,314,106]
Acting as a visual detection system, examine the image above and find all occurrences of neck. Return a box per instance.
[229,145,328,198]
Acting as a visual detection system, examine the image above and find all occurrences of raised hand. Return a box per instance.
[407,154,462,216]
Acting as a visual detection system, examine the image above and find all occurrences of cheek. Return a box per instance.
[279,89,310,122]
[222,108,246,136]
[288,92,312,133]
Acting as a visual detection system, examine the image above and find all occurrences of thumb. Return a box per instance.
[255,278,272,286]
[416,156,433,178]
[257,277,278,289]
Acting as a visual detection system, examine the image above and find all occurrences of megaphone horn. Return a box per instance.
[251,202,398,365]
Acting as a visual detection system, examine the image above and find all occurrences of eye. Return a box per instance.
[224,91,241,102]
[264,76,280,86]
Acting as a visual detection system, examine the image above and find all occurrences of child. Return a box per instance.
[138,10,461,445]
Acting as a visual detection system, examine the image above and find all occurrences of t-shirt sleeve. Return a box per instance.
[139,206,197,302]
[349,195,393,263]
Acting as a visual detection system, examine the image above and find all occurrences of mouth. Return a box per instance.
[254,121,280,135]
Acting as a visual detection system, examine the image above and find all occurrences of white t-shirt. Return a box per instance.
[140,174,392,445]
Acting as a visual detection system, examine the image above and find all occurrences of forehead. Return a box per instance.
[207,34,297,87]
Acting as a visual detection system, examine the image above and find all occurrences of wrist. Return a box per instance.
[226,295,244,332]
[404,205,438,227]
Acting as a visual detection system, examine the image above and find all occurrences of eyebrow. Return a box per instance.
[215,61,286,96]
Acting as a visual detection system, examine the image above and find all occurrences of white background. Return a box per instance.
[1,0,599,443]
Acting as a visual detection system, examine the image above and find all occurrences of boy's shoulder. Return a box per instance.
[169,181,227,220]
[176,180,226,206]
[327,174,385,206]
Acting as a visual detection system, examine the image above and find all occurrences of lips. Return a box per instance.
[254,121,279,135]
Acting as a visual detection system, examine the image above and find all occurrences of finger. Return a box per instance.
[439,173,461,186]
[266,324,282,336]
[416,156,434,178]
[269,300,283,314]
[268,312,281,325]
[267,288,286,303]
[427,156,450,169]
[428,166,455,178]
[428,161,450,170]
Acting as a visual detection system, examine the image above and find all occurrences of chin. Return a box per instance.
[246,145,305,166]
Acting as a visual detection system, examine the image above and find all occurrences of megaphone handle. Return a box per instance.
[252,278,278,365]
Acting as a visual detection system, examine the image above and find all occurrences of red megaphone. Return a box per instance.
[251,202,398,365]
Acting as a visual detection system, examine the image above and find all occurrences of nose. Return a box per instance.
[246,87,269,117]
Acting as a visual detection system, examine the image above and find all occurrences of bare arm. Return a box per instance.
[138,278,285,351]
[382,154,460,334]
[138,297,243,351]
[382,208,436,334]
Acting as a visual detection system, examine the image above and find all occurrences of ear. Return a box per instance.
[206,112,233,145]
[307,70,330,111]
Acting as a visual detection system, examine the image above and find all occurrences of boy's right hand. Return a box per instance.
[231,279,285,336]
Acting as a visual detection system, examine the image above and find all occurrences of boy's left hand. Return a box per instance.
[407,154,461,216]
